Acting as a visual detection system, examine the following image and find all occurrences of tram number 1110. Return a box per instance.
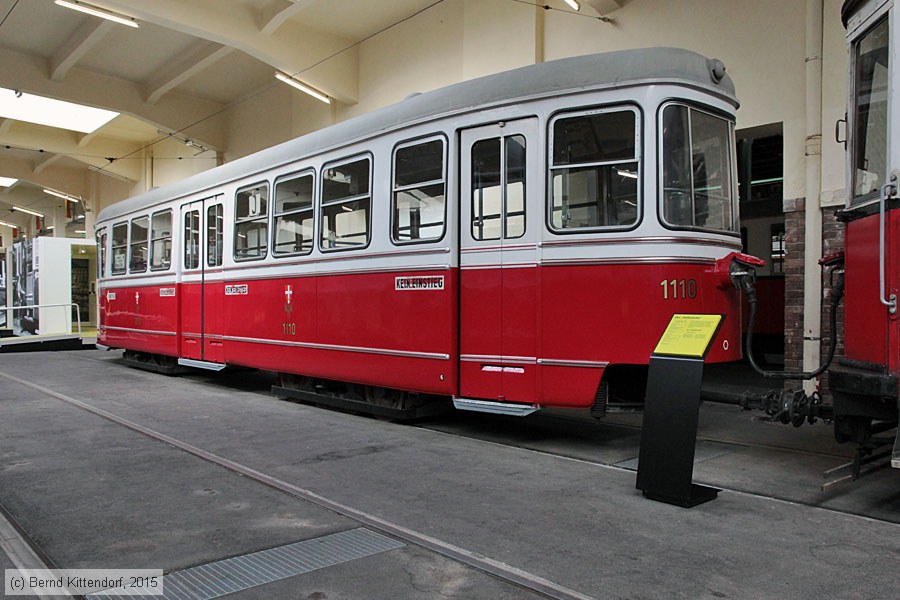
[659,278,697,300]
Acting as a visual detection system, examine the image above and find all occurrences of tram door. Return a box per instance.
[179,196,225,363]
[459,119,539,403]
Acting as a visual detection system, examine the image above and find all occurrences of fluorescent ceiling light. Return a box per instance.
[12,206,44,217]
[0,87,119,134]
[44,188,80,203]
[0,219,17,228]
[564,0,580,9]
[275,72,331,104]
[55,0,139,28]
[0,176,17,187]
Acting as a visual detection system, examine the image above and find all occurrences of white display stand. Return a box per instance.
[9,237,94,336]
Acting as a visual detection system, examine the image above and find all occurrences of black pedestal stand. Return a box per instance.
[635,314,724,508]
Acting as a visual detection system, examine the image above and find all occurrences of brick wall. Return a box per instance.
[781,198,845,397]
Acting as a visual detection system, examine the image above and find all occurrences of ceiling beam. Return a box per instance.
[32,153,63,175]
[145,41,233,104]
[0,123,145,181]
[0,154,134,209]
[50,19,116,82]
[99,0,359,104]
[258,0,314,36]
[0,45,227,151]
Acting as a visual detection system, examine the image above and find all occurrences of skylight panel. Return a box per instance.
[0,87,119,134]
[0,177,18,187]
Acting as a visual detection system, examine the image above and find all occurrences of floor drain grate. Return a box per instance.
[87,528,405,600]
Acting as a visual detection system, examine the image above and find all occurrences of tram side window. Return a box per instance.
[321,157,370,251]
[393,138,446,243]
[235,183,269,260]
[129,216,149,273]
[96,229,107,278]
[661,104,737,233]
[150,210,172,271]
[274,172,314,256]
[184,209,200,270]
[207,204,224,267]
[111,223,127,275]
[550,109,639,231]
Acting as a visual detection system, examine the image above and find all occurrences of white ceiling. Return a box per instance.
[0,0,441,232]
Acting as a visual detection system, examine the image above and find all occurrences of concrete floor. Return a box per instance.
[1,350,898,599]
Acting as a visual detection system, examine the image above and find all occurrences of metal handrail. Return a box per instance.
[879,176,898,314]
[1,303,83,336]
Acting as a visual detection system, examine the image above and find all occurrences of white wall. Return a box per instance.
[340,0,465,121]
[224,81,333,161]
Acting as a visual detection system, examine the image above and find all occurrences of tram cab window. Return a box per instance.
[111,223,127,275]
[184,210,200,270]
[321,157,371,251]
[661,104,737,233]
[96,228,107,278]
[850,17,889,202]
[235,183,269,260]
[273,172,314,256]
[549,108,639,231]
[392,138,446,243]
[150,210,172,271]
[207,204,224,267]
[129,216,149,273]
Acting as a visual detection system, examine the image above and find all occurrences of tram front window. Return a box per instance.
[661,104,737,233]
[851,17,889,200]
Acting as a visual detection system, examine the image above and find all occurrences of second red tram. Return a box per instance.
[96,48,750,417]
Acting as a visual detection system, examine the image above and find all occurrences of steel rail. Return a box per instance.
[0,369,594,600]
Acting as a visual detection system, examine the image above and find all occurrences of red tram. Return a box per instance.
[96,48,751,417]
[833,0,900,468]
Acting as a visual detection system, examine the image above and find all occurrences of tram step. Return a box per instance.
[452,397,540,417]
[177,358,227,371]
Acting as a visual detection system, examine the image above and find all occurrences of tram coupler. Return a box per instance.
[740,389,833,427]
[713,252,766,292]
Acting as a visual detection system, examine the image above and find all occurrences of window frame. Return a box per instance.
[319,153,373,253]
[128,216,149,274]
[207,202,224,267]
[272,169,316,257]
[183,208,201,271]
[96,227,107,279]
[390,134,448,246]
[657,100,740,237]
[546,104,644,235]
[233,181,270,262]
[149,209,173,272]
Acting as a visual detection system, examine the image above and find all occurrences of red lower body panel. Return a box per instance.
[99,261,741,409]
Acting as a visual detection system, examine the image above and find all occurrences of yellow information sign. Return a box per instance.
[653,314,724,358]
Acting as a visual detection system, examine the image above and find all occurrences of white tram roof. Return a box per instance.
[98,47,736,223]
